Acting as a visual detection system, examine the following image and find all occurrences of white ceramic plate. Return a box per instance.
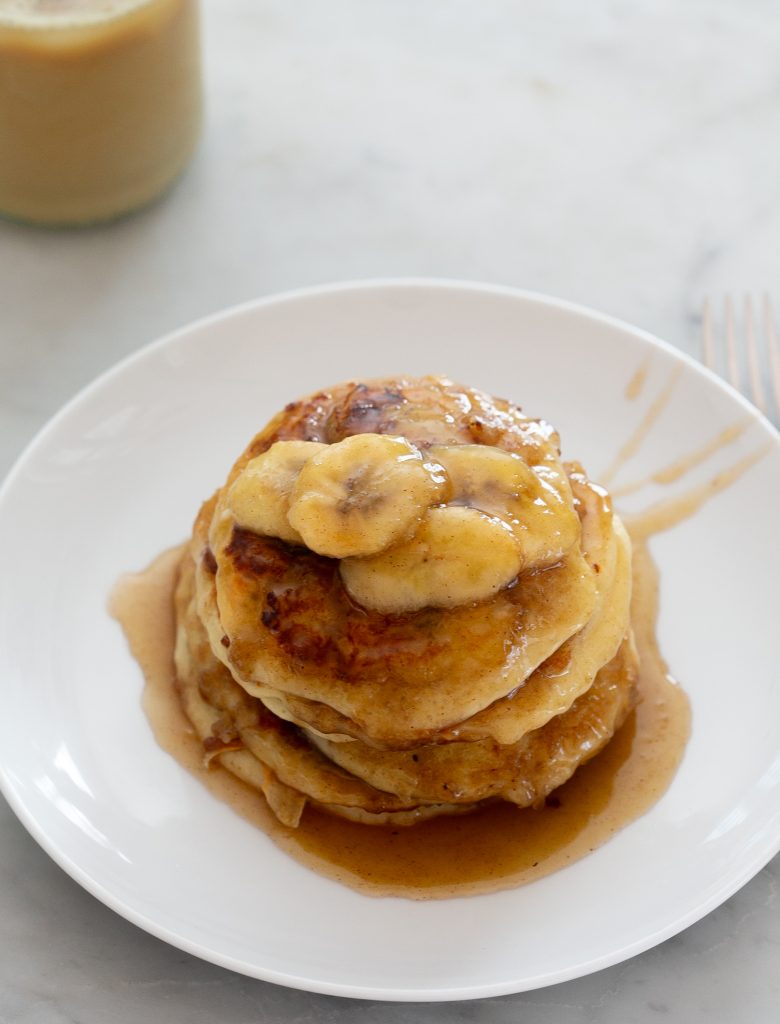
[1,280,780,1002]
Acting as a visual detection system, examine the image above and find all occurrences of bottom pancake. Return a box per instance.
[174,552,638,827]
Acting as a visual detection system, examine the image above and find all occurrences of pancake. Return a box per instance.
[227,376,568,471]
[237,463,632,748]
[306,639,637,805]
[176,552,637,820]
[193,378,600,745]
[197,505,597,744]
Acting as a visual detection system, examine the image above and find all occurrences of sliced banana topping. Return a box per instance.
[226,440,327,544]
[287,433,444,559]
[340,505,523,613]
[430,444,580,570]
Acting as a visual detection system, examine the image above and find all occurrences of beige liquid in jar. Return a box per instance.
[0,0,201,225]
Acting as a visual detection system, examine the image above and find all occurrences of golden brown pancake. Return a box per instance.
[176,554,636,821]
[193,378,600,745]
[234,464,631,748]
[305,640,636,805]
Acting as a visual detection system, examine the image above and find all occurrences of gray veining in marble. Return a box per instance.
[2,1,780,1021]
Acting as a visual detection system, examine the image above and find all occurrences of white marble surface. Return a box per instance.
[2,0,780,1019]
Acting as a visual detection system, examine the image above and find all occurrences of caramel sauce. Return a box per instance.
[621,443,771,541]
[624,355,651,401]
[602,364,683,485]
[612,419,751,499]
[110,535,689,900]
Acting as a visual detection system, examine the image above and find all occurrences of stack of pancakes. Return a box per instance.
[174,376,637,828]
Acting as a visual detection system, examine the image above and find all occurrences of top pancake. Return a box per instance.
[194,377,599,745]
[250,464,632,748]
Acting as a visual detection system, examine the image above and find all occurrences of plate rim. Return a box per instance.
[1,277,779,1002]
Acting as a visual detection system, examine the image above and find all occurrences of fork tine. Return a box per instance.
[701,297,715,369]
[725,295,741,390]
[702,295,779,427]
[765,294,780,419]
[744,295,767,413]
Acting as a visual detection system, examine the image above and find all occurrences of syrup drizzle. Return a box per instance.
[602,364,683,485]
[624,354,651,401]
[612,419,751,499]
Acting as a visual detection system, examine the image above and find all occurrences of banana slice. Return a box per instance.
[340,505,522,613]
[226,440,327,544]
[287,433,444,558]
[430,444,580,569]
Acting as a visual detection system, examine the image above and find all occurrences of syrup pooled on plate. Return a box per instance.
[111,533,687,898]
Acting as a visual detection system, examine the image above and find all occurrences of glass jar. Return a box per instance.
[0,0,202,226]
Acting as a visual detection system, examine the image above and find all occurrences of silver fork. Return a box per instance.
[701,295,780,426]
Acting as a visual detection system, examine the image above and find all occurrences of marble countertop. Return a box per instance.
[2,1,780,1020]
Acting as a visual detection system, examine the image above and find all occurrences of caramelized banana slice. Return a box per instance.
[340,505,522,613]
[287,433,444,558]
[226,440,326,544]
[431,444,580,569]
